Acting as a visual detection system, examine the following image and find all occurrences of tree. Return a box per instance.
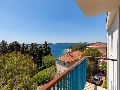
[42,54,56,68]
[21,43,25,54]
[8,41,21,53]
[37,46,43,66]
[0,40,8,54]
[70,43,88,52]
[42,41,51,56]
[34,66,57,86]
[82,48,101,81]
[0,52,37,90]
[82,48,101,57]
[102,63,107,77]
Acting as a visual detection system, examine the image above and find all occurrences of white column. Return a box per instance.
[117,7,120,90]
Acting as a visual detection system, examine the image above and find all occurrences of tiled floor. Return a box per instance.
[84,82,107,90]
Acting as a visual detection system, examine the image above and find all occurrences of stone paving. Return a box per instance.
[84,82,107,90]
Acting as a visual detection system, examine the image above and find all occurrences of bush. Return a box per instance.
[70,43,88,52]
[103,79,107,89]
[42,55,56,68]
[82,48,101,57]
[0,52,37,90]
[34,66,57,86]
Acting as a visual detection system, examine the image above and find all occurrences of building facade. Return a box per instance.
[76,0,120,90]
[56,50,83,73]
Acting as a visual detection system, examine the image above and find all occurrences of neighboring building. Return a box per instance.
[87,42,107,57]
[76,0,120,90]
[56,50,83,73]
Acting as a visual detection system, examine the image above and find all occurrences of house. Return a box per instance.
[56,50,83,73]
[87,42,107,57]
[76,0,120,90]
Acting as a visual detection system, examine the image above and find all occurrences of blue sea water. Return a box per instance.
[49,43,80,58]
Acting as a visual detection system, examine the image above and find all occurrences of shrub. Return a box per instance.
[0,52,37,90]
[103,79,107,89]
[42,55,56,68]
[34,66,57,86]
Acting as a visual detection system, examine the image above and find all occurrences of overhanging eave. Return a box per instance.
[76,0,120,17]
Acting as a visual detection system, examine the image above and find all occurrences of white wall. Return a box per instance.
[56,60,68,73]
[56,60,75,73]
[107,9,119,90]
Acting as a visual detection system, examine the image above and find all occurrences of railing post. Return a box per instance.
[68,73,70,90]
[57,82,59,90]
[60,79,62,90]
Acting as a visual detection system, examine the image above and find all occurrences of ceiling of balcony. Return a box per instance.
[76,0,120,17]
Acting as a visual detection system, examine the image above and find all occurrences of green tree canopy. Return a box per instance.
[42,54,56,68]
[70,43,88,52]
[82,48,101,57]
[34,66,57,86]
[82,48,101,79]
[0,52,37,90]
[0,40,8,54]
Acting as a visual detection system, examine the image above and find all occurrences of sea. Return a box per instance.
[49,43,82,58]
[28,43,83,58]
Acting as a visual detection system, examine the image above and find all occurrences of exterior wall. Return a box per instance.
[56,60,68,73]
[68,61,76,67]
[107,9,119,90]
[56,60,75,73]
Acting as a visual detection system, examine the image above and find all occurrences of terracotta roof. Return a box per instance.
[57,50,83,63]
[88,42,106,47]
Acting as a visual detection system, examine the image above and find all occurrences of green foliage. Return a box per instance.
[0,52,37,90]
[83,48,101,78]
[8,41,21,53]
[103,79,107,89]
[42,55,56,68]
[0,40,7,54]
[70,43,88,52]
[34,66,57,86]
[82,48,101,57]
[102,63,107,71]
[42,41,51,56]
[0,40,52,68]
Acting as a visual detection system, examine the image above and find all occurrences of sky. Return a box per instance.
[0,0,107,44]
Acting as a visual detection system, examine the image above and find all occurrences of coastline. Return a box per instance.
[65,48,72,53]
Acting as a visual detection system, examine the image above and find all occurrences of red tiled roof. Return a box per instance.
[57,50,83,63]
[88,42,106,47]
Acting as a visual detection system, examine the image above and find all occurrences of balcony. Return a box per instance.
[40,57,117,90]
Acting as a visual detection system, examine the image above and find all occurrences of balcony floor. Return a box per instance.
[84,82,107,90]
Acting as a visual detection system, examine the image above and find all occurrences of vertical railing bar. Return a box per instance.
[78,63,80,89]
[70,71,72,90]
[74,68,77,90]
[63,77,65,90]
[60,79,62,90]
[76,66,78,90]
[65,75,67,90]
[57,82,59,90]
[68,72,70,90]
[73,69,75,89]
[84,59,86,87]
[53,85,55,90]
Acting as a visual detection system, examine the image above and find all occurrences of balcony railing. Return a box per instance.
[40,57,86,90]
[40,56,117,90]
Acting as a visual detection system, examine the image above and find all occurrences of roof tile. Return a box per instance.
[57,50,83,63]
